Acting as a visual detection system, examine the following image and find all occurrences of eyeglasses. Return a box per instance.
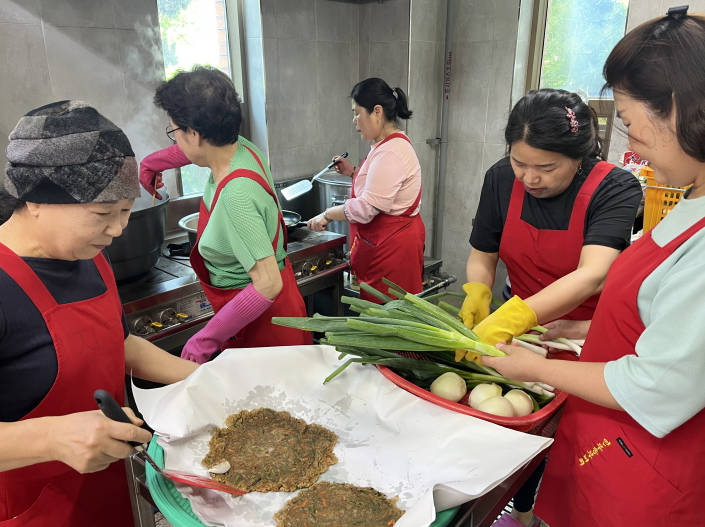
[165,125,183,142]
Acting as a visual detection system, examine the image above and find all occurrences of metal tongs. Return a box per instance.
[94,390,245,495]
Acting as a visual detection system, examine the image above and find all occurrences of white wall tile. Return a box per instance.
[315,0,353,43]
[268,38,318,151]
[317,41,354,99]
[116,28,169,162]
[258,0,275,38]
[363,0,409,43]
[493,0,520,42]
[358,40,369,79]
[44,25,126,124]
[454,0,493,44]
[369,40,409,92]
[407,40,442,144]
[485,39,516,144]
[482,142,507,175]
[0,23,53,181]
[626,0,663,31]
[112,0,159,30]
[410,0,446,43]
[447,41,492,143]
[275,0,315,40]
[350,41,359,86]
[440,226,473,292]
[39,0,115,28]
[444,140,484,229]
[0,0,41,24]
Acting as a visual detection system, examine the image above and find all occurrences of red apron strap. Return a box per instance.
[233,144,288,250]
[0,242,57,312]
[506,177,525,222]
[399,185,422,217]
[352,132,412,200]
[199,169,286,252]
[568,160,615,231]
[92,252,117,289]
[351,161,363,199]
[242,144,268,179]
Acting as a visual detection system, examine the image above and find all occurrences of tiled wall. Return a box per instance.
[358,0,411,166]
[0,0,172,190]
[408,0,446,255]
[257,0,362,182]
[440,0,520,297]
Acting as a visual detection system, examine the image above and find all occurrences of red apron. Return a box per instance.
[498,161,615,320]
[535,216,705,527]
[349,133,425,303]
[0,244,132,527]
[190,145,310,348]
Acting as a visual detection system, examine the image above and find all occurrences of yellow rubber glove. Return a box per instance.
[458,283,493,328]
[473,296,538,346]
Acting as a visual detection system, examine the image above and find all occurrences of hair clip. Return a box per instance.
[565,107,579,133]
[392,89,398,99]
[667,5,689,19]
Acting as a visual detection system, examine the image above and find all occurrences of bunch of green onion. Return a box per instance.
[272,279,556,406]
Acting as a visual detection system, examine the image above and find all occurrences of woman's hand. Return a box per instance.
[307,213,330,232]
[333,155,355,177]
[48,409,152,474]
[139,166,164,199]
[482,341,546,382]
[539,319,591,341]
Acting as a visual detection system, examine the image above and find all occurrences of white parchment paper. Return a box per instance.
[133,345,551,527]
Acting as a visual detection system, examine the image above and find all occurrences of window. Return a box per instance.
[156,0,239,195]
[539,0,628,97]
[522,0,628,158]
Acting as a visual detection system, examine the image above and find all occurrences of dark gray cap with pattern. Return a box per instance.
[4,100,140,204]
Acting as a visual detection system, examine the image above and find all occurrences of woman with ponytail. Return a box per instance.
[307,78,426,303]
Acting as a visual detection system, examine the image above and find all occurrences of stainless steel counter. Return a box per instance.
[118,228,347,347]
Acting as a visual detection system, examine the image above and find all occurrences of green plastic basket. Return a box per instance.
[146,436,460,527]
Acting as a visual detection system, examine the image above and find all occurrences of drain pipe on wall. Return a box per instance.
[431,0,455,260]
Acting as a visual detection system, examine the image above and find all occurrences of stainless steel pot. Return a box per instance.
[106,192,169,282]
[317,171,352,242]
[178,212,198,248]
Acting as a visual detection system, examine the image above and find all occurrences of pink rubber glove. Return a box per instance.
[139,144,191,199]
[181,284,274,364]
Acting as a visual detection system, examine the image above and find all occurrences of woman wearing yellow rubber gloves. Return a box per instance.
[460,89,641,527]
[461,89,641,347]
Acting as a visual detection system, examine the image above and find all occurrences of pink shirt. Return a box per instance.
[344,133,422,224]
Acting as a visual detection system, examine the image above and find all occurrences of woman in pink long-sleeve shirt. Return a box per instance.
[307,77,425,303]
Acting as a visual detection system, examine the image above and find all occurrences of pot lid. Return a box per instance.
[316,170,352,186]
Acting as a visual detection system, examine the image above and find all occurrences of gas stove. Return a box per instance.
[118,229,347,349]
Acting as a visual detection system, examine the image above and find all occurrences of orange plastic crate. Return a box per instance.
[642,166,688,232]
[377,351,574,436]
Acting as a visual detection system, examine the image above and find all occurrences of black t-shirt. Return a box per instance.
[470,157,643,253]
[0,252,129,422]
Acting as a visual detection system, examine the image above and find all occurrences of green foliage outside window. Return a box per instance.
[540,0,628,97]
[156,0,226,195]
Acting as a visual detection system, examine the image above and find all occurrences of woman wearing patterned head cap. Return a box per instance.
[0,101,198,527]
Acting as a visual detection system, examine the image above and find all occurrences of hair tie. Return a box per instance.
[667,5,688,19]
[565,107,579,133]
[392,89,398,99]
